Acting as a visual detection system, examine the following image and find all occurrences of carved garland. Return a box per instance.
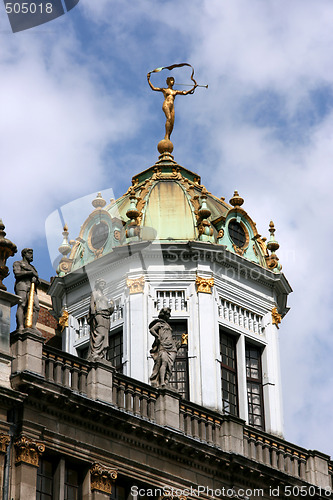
[196,276,214,294]
[90,463,117,494]
[14,436,45,467]
[127,276,145,294]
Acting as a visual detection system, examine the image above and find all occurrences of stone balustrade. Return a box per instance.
[10,334,332,490]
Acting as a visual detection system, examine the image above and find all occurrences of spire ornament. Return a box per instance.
[266,221,281,271]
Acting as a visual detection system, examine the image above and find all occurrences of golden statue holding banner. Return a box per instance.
[13,248,40,331]
[147,63,201,154]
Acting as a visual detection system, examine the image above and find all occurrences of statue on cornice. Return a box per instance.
[88,279,114,361]
[149,307,181,388]
[13,248,40,331]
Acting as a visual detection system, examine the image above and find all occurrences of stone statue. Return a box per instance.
[88,279,114,361]
[149,307,181,389]
[13,248,40,331]
[147,68,197,141]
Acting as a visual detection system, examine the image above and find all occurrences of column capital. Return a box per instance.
[14,435,45,467]
[126,276,145,294]
[0,432,10,453]
[90,463,117,494]
[196,275,214,294]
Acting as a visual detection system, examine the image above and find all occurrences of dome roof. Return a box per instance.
[57,151,281,275]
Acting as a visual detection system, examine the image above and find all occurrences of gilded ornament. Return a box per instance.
[58,309,69,332]
[181,333,188,345]
[90,463,117,494]
[229,190,244,208]
[127,276,145,294]
[196,275,214,294]
[272,307,282,328]
[14,436,45,467]
[0,219,17,291]
[0,433,10,453]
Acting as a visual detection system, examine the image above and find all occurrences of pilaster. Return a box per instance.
[0,290,19,388]
[261,310,284,436]
[196,274,218,408]
[14,435,45,500]
[126,276,147,382]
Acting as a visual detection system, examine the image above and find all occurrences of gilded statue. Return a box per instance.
[147,63,198,141]
[149,307,181,388]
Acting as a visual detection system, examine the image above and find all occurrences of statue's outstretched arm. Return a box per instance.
[147,72,162,92]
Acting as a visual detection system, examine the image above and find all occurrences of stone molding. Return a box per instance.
[90,463,117,494]
[196,275,214,294]
[14,435,45,467]
[126,276,145,294]
[0,433,10,453]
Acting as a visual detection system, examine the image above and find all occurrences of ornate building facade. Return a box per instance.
[0,143,332,499]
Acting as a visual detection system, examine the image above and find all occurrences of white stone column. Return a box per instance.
[237,334,248,422]
[261,310,284,437]
[126,277,147,383]
[196,275,219,409]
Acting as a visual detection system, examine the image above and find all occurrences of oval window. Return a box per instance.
[90,222,109,249]
[228,220,246,247]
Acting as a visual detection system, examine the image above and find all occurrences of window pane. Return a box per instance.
[169,320,189,399]
[108,329,123,372]
[220,330,238,416]
[246,345,264,430]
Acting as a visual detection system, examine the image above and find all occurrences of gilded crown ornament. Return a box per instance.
[229,190,244,208]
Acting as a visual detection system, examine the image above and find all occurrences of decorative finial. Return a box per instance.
[266,220,281,270]
[92,192,106,209]
[0,219,17,290]
[229,190,244,207]
[126,188,139,220]
[58,224,72,257]
[198,190,211,220]
[147,63,199,155]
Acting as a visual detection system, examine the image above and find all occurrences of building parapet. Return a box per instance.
[9,333,333,491]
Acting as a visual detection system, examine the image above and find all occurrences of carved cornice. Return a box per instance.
[127,276,145,294]
[271,307,282,329]
[14,436,45,467]
[0,433,10,453]
[196,276,214,294]
[90,463,117,494]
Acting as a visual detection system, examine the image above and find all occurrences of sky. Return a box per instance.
[0,0,333,457]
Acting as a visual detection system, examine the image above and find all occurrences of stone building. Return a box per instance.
[0,139,332,499]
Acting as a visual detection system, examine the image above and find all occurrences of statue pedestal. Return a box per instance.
[87,359,115,404]
[155,387,181,430]
[11,327,44,380]
[0,290,19,388]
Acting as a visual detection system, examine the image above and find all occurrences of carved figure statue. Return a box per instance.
[13,248,40,331]
[147,72,197,141]
[149,307,181,388]
[88,279,114,361]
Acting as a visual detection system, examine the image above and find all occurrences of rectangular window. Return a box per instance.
[246,344,264,430]
[220,330,238,416]
[37,459,53,500]
[65,466,80,500]
[169,320,189,399]
[108,328,123,373]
